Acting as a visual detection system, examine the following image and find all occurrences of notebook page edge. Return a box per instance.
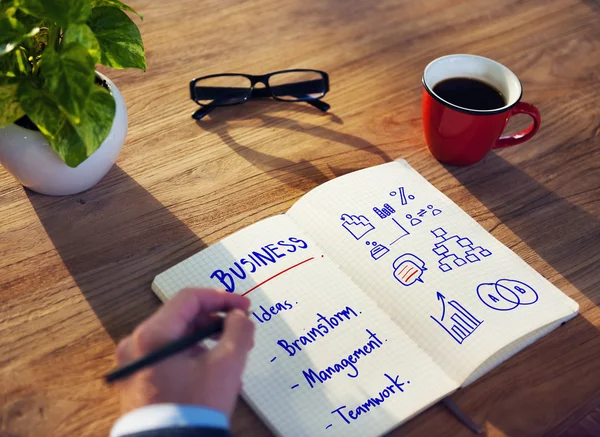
[462,310,578,386]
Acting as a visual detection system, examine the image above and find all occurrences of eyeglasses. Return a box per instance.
[189,69,330,120]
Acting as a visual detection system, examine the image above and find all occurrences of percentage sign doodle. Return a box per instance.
[390,187,415,206]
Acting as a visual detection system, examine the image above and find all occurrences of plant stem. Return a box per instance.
[48,24,60,51]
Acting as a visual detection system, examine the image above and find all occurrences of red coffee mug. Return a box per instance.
[422,54,541,166]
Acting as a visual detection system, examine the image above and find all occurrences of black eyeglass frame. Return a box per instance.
[189,69,330,119]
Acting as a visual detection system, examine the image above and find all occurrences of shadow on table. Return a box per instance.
[195,100,392,191]
[445,152,600,304]
[439,152,600,436]
[26,165,207,342]
[26,164,350,434]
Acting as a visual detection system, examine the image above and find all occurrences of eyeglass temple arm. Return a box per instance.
[306,99,330,112]
[192,104,215,120]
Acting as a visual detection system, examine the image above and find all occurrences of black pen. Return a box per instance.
[104,318,225,384]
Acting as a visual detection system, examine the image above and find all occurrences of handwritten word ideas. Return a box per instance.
[210,237,308,292]
[252,301,294,323]
[277,306,360,356]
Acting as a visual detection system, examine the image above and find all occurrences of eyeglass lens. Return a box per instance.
[268,71,326,101]
[194,75,252,106]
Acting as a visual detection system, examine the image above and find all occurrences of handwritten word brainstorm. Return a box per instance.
[210,237,309,292]
[276,306,387,387]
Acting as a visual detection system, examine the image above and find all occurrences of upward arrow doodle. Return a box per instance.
[436,292,446,321]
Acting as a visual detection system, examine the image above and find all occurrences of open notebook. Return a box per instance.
[152,160,579,437]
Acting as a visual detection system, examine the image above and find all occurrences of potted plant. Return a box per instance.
[0,0,145,195]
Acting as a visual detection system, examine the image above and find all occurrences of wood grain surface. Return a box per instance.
[1,0,599,436]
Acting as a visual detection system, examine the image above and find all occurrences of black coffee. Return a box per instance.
[433,77,505,110]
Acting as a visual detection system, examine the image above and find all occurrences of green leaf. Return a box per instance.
[18,0,91,26]
[18,80,116,167]
[91,0,142,20]
[0,14,39,56]
[88,7,146,71]
[41,43,95,123]
[63,23,100,63]
[0,77,25,126]
[76,83,115,152]
[0,45,31,76]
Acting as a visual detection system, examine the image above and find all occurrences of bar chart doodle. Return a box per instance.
[373,203,395,219]
[431,292,483,345]
[431,227,492,272]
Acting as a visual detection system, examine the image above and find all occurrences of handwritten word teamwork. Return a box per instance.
[210,237,309,292]
[331,373,410,424]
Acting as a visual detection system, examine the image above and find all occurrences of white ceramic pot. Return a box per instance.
[0,72,127,196]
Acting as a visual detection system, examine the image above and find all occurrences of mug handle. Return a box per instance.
[493,102,541,149]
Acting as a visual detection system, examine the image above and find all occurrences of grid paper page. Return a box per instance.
[153,215,457,436]
[287,160,579,385]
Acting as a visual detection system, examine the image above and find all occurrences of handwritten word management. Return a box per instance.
[302,328,385,387]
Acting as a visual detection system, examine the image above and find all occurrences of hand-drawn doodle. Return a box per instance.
[390,187,415,205]
[406,213,422,227]
[390,218,410,245]
[431,292,482,345]
[428,204,442,216]
[408,204,442,220]
[366,240,389,260]
[392,253,427,286]
[341,214,374,240]
[431,227,491,272]
[477,279,538,311]
[373,203,396,219]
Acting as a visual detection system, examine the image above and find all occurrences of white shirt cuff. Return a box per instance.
[110,404,229,437]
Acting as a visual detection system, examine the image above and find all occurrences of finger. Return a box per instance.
[187,343,208,358]
[116,335,135,365]
[215,309,255,360]
[190,313,226,334]
[133,289,250,353]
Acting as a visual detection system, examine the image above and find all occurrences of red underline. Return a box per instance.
[242,257,315,296]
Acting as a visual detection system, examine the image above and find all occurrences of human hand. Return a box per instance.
[115,288,254,417]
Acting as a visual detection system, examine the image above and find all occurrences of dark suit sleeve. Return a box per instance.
[119,427,231,437]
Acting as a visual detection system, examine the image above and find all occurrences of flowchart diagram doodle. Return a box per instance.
[477,279,539,311]
[390,187,415,206]
[431,292,482,345]
[366,240,390,260]
[341,214,374,240]
[392,253,426,286]
[431,227,492,272]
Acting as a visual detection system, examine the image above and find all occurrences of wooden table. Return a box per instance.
[1,0,599,435]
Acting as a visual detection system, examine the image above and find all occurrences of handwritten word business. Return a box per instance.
[210,237,309,292]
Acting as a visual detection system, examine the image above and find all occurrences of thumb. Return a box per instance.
[216,309,255,360]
